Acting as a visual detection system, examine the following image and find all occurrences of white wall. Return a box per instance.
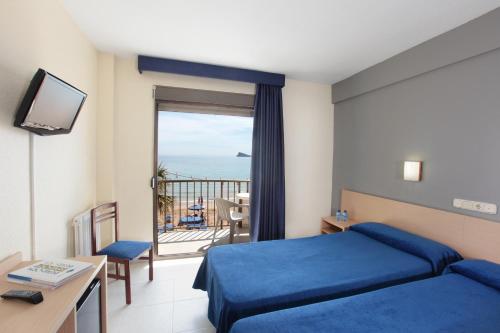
[283,79,333,237]
[97,53,116,203]
[0,0,98,259]
[104,57,333,241]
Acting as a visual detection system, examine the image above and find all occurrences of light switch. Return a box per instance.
[453,198,497,215]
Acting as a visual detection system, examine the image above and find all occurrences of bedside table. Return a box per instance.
[321,216,358,234]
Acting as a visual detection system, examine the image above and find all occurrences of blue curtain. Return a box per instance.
[250,84,285,241]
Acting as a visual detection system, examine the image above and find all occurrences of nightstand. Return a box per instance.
[321,216,358,234]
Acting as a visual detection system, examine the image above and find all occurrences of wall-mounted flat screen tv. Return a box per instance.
[14,69,87,136]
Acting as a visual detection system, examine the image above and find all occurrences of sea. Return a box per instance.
[159,155,251,180]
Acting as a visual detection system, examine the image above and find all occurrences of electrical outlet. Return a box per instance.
[453,198,497,214]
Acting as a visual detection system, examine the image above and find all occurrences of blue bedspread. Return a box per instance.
[230,260,500,333]
[193,223,461,333]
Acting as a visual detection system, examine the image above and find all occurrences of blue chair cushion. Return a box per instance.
[97,240,152,260]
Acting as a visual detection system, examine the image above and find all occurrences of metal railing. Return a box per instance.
[157,179,250,229]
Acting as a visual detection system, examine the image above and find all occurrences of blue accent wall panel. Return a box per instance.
[138,55,285,87]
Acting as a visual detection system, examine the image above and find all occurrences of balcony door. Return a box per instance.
[153,86,254,258]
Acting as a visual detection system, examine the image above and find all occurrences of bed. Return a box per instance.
[230,259,500,333]
[193,222,462,333]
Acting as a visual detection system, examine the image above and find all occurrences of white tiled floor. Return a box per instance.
[107,257,215,333]
[158,226,250,257]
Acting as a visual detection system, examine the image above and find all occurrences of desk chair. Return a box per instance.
[91,202,153,304]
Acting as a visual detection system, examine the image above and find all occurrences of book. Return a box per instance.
[7,259,93,288]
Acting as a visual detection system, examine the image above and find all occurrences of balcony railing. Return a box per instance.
[157,179,250,230]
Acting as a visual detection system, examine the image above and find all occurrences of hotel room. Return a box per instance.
[1,1,500,332]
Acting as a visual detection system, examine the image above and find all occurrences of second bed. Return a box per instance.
[230,259,500,333]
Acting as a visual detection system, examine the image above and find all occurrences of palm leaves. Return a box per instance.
[157,162,168,179]
[157,163,174,221]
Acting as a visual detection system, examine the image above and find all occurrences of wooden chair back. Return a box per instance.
[91,202,119,255]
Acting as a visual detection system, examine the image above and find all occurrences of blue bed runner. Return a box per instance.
[230,260,500,333]
[193,223,462,333]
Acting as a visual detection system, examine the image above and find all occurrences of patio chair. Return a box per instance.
[213,198,248,244]
[91,202,153,305]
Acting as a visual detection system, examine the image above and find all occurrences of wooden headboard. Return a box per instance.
[341,189,500,263]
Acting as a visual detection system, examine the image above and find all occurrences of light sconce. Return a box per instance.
[403,161,422,182]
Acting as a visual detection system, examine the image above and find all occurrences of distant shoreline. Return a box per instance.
[158,155,251,180]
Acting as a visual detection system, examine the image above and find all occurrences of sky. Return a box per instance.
[158,111,253,156]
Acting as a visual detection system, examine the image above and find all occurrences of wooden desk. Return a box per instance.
[321,216,358,234]
[0,253,107,333]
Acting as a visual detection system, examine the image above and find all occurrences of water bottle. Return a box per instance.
[336,210,341,221]
[342,210,349,222]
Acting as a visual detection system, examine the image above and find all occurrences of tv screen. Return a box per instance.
[14,69,87,135]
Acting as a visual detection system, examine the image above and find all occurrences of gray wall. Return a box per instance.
[331,8,500,221]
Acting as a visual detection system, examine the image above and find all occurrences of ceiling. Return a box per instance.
[62,0,500,83]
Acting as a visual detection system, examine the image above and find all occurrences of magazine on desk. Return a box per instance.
[7,259,94,288]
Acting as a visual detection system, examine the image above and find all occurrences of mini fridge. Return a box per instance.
[76,278,101,333]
